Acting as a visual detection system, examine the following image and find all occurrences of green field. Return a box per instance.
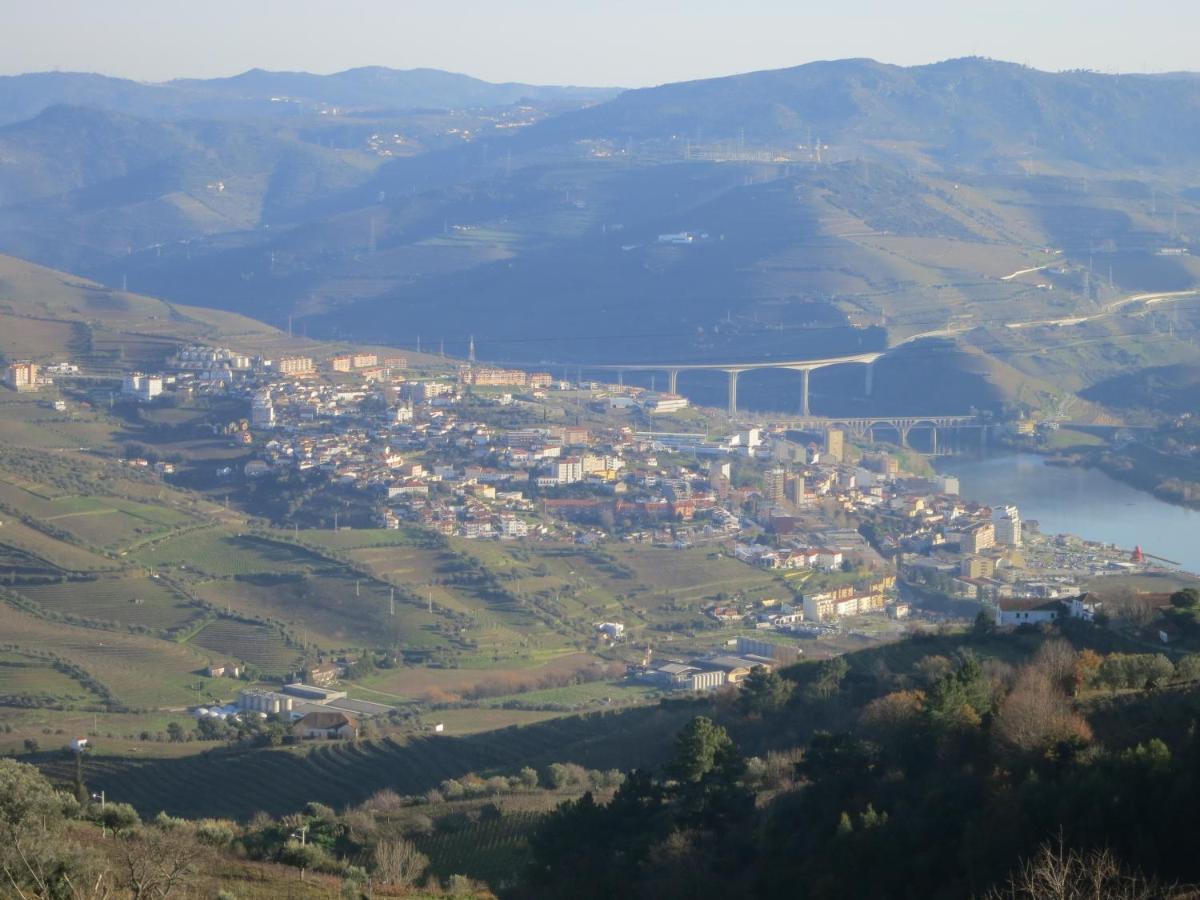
[452,540,788,631]
[135,529,323,576]
[14,574,202,631]
[0,518,118,572]
[195,572,450,650]
[0,602,217,708]
[0,483,198,552]
[479,678,660,710]
[186,618,303,676]
[0,650,105,707]
[1044,427,1107,449]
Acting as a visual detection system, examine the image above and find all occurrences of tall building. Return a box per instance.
[763,466,788,505]
[251,392,276,428]
[993,505,1022,547]
[824,428,845,464]
[4,361,38,392]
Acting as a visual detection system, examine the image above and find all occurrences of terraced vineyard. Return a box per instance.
[135,530,323,577]
[186,618,303,676]
[0,651,105,707]
[0,488,199,552]
[39,704,697,820]
[195,572,449,650]
[14,574,202,631]
[0,602,214,708]
[0,518,119,572]
[417,810,544,889]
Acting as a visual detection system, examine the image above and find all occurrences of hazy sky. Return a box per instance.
[3,0,1198,86]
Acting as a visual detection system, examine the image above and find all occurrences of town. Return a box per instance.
[5,342,1162,696]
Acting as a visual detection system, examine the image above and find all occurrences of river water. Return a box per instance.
[934,453,1200,574]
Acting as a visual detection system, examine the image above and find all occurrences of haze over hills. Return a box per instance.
[1,57,1200,414]
[0,66,620,124]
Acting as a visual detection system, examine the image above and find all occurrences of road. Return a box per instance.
[1005,288,1200,330]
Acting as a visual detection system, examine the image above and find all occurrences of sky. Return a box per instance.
[2,0,1198,86]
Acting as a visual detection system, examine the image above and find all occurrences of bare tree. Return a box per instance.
[991,669,1092,759]
[117,826,206,900]
[1033,640,1080,695]
[374,837,429,888]
[984,834,1185,899]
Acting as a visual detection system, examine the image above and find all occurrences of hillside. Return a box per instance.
[0,253,319,367]
[0,59,1198,416]
[19,622,1200,898]
[0,66,619,124]
[532,57,1200,170]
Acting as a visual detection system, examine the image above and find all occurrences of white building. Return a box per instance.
[995,595,1093,628]
[641,392,689,413]
[122,373,163,402]
[498,515,529,539]
[251,392,276,428]
[545,457,583,485]
[993,505,1022,547]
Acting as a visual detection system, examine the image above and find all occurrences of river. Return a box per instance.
[934,452,1200,574]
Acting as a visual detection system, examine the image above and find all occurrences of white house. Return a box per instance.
[995,595,1094,628]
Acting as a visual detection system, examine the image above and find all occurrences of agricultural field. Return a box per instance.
[425,708,571,734]
[355,651,612,704]
[453,539,788,631]
[135,529,325,577]
[478,678,660,711]
[0,312,80,359]
[0,473,200,553]
[417,808,546,890]
[35,496,197,551]
[297,525,436,552]
[34,703,699,820]
[194,572,450,651]
[13,573,203,632]
[186,618,304,676]
[0,649,105,708]
[0,518,116,572]
[0,602,218,709]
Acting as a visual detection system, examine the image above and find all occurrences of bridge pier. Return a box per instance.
[898,425,911,448]
[667,369,679,394]
[801,369,811,416]
[617,368,624,387]
[726,370,739,418]
[930,427,937,455]
[864,362,874,397]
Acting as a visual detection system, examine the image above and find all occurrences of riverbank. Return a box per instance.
[934,451,1200,573]
[994,430,1200,513]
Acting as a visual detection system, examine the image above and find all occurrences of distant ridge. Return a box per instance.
[0,66,622,125]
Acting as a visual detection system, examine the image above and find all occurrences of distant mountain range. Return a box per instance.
[0,57,1198,414]
[0,66,620,125]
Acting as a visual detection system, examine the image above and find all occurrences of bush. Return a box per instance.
[196,819,236,846]
[440,778,465,799]
[279,840,336,873]
[1096,653,1176,691]
[98,802,140,832]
